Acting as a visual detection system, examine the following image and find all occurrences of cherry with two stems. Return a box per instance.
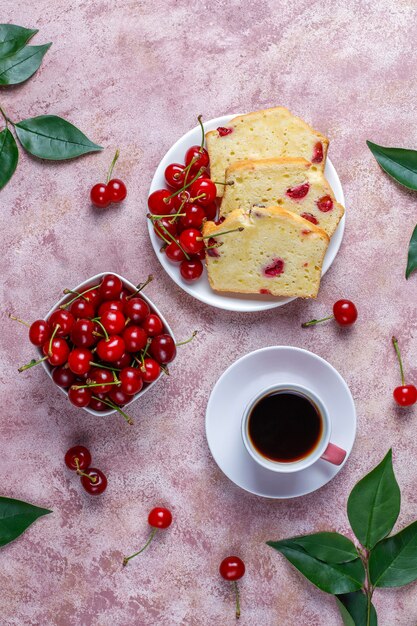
[123,507,172,566]
[392,336,417,407]
[90,150,127,208]
[219,556,245,619]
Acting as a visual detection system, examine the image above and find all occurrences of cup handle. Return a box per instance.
[320,442,346,466]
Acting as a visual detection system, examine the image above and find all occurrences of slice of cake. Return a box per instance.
[203,206,329,299]
[219,158,344,237]
[206,107,328,196]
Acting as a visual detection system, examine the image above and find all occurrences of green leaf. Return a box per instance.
[347,449,400,549]
[15,115,103,160]
[336,592,378,626]
[406,224,417,279]
[0,496,51,547]
[290,532,358,564]
[369,520,417,588]
[367,140,417,190]
[0,127,18,189]
[0,43,51,86]
[0,24,38,59]
[267,540,365,594]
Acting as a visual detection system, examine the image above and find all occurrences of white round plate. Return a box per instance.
[148,115,346,313]
[205,346,356,499]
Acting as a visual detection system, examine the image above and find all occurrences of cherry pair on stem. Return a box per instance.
[64,446,107,495]
[90,150,127,208]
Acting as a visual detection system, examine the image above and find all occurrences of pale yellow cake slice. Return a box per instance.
[203,206,329,299]
[219,158,344,237]
[206,107,328,196]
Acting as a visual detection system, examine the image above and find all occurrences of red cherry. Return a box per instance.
[42,338,70,366]
[98,299,125,316]
[120,367,143,395]
[180,259,203,281]
[88,367,114,393]
[96,335,126,362]
[100,309,126,335]
[29,320,51,346]
[141,358,161,383]
[154,217,178,241]
[125,297,150,323]
[83,287,101,311]
[312,141,324,164]
[189,178,217,207]
[301,212,319,225]
[52,365,76,388]
[108,387,130,406]
[165,163,187,189]
[185,145,209,173]
[113,352,132,369]
[393,385,417,407]
[71,319,97,348]
[171,189,191,211]
[220,556,245,581]
[165,239,187,262]
[150,334,176,364]
[100,274,123,301]
[179,228,204,254]
[88,395,109,412]
[68,348,93,375]
[70,298,95,320]
[91,183,111,208]
[217,126,233,136]
[148,189,175,215]
[286,182,310,200]
[65,445,92,471]
[142,314,163,337]
[68,385,92,408]
[148,507,172,529]
[80,468,107,495]
[108,178,127,202]
[204,202,218,221]
[123,325,148,352]
[333,300,358,326]
[316,195,334,212]
[48,309,75,337]
[119,287,133,303]
[179,204,206,230]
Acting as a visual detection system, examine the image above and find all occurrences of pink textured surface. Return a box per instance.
[1,1,417,624]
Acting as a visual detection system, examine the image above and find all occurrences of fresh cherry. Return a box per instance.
[165,163,187,189]
[96,335,126,362]
[204,202,218,221]
[88,395,109,412]
[100,274,123,301]
[180,259,203,281]
[165,239,187,262]
[140,358,161,383]
[52,365,75,388]
[113,352,132,369]
[100,309,126,335]
[123,325,148,352]
[68,385,92,408]
[179,228,204,254]
[125,297,150,323]
[29,320,51,346]
[148,189,175,215]
[98,299,125,316]
[150,334,176,364]
[65,445,92,471]
[80,468,107,495]
[179,204,206,230]
[154,217,178,241]
[108,387,130,406]
[185,145,209,174]
[91,183,111,208]
[68,348,93,375]
[70,298,95,320]
[302,300,358,328]
[42,338,70,366]
[71,319,97,347]
[120,367,143,395]
[142,314,163,337]
[392,336,417,407]
[48,309,75,337]
[107,179,127,202]
[189,178,217,207]
[123,507,173,566]
[83,287,101,310]
[88,367,115,393]
[219,556,245,619]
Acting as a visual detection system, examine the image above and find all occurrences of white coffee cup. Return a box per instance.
[241,383,346,473]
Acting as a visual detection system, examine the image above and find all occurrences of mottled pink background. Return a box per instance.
[1,1,417,624]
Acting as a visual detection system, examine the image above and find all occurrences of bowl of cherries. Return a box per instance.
[14,273,177,424]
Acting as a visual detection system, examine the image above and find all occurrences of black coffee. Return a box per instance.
[247,390,323,462]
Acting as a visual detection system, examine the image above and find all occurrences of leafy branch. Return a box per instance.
[268,450,417,626]
[0,24,102,190]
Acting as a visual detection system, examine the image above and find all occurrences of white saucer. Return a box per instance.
[205,346,356,499]
[148,114,345,313]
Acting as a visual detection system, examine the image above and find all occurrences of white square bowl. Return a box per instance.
[39,272,175,417]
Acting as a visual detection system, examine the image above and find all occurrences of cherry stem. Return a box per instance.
[148,212,186,220]
[90,361,121,372]
[73,381,120,390]
[301,315,334,328]
[0,105,14,127]
[197,114,204,151]
[160,225,190,260]
[9,314,30,328]
[18,355,48,372]
[106,149,120,184]
[198,227,244,241]
[211,180,234,186]
[189,193,206,202]
[126,275,154,300]
[205,242,223,251]
[160,364,170,376]
[60,285,98,309]
[75,458,97,482]
[93,319,109,341]
[91,395,134,425]
[62,288,88,301]
[48,324,60,355]
[392,336,405,386]
[122,527,157,565]
[176,330,198,346]
[166,166,204,201]
[233,581,241,619]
